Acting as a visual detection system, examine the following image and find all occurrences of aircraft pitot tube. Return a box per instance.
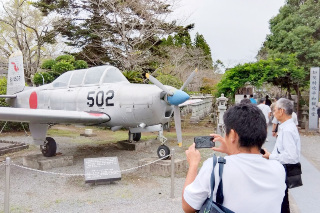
[145,69,198,147]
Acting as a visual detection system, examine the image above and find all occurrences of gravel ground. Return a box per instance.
[0,125,318,213]
[0,124,216,213]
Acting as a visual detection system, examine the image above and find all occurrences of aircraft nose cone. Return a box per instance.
[167,90,190,106]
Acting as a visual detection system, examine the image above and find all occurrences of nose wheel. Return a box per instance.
[40,137,57,157]
[157,145,170,160]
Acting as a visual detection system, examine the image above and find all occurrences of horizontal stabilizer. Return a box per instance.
[0,95,17,98]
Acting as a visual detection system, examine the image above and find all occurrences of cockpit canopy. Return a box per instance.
[51,66,129,88]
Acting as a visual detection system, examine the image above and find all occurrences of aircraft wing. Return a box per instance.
[179,99,203,107]
[0,107,110,124]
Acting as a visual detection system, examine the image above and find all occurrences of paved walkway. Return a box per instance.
[264,124,320,213]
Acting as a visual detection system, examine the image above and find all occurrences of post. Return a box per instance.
[171,148,175,198]
[4,157,11,213]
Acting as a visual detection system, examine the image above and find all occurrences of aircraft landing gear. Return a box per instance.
[157,129,170,159]
[128,131,141,142]
[40,137,57,157]
[157,145,170,159]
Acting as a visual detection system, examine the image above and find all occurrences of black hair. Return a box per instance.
[250,94,253,98]
[244,95,247,98]
[240,98,251,104]
[223,103,267,149]
[259,98,265,104]
[266,95,269,99]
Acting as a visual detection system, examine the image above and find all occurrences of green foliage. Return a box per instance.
[156,73,183,89]
[0,77,8,107]
[122,70,143,83]
[41,59,56,69]
[261,0,320,73]
[55,54,75,63]
[74,60,88,69]
[194,33,211,57]
[217,54,305,98]
[0,77,29,132]
[33,72,55,85]
[52,61,75,74]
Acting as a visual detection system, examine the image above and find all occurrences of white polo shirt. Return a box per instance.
[258,104,271,123]
[184,154,286,213]
[270,119,301,164]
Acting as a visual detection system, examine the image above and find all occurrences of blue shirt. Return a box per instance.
[250,98,257,104]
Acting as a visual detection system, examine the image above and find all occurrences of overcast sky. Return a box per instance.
[173,0,286,68]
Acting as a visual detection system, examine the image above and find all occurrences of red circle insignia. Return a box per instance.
[29,91,38,109]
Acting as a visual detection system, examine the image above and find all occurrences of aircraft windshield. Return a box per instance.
[52,71,73,88]
[84,66,105,85]
[102,67,129,83]
[69,69,86,86]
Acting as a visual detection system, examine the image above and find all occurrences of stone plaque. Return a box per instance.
[309,67,320,130]
[84,157,121,183]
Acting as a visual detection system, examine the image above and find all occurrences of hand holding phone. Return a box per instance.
[260,149,265,155]
[194,136,215,149]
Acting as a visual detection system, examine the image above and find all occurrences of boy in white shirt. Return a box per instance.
[182,103,286,213]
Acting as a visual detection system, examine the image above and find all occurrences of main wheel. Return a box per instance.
[157,145,170,159]
[40,137,57,157]
[133,132,141,141]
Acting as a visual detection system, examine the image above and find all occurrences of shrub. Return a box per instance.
[74,60,88,69]
[41,59,56,69]
[33,72,55,86]
[55,54,75,63]
[156,73,183,89]
[0,77,29,132]
[52,61,75,73]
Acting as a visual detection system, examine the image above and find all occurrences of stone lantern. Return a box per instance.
[216,94,228,134]
[301,104,309,129]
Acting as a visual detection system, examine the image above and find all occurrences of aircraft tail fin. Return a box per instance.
[7,51,25,95]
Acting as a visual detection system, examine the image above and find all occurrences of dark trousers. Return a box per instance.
[281,186,290,213]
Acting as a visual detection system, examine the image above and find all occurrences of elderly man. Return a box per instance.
[182,104,286,213]
[263,98,302,213]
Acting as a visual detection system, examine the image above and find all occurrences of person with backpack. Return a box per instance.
[182,103,286,213]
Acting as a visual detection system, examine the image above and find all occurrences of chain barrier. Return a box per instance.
[20,122,31,137]
[0,121,7,134]
[9,154,172,177]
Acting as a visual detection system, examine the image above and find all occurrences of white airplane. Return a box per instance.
[0,51,201,158]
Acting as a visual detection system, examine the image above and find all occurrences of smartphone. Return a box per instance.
[260,149,265,155]
[194,136,215,149]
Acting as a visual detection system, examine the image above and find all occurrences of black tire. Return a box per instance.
[157,145,170,159]
[41,137,57,157]
[132,132,141,141]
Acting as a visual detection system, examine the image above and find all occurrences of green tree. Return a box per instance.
[0,0,58,81]
[217,54,305,99]
[34,0,180,70]
[260,0,320,72]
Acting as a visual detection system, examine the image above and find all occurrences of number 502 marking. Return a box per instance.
[87,90,114,107]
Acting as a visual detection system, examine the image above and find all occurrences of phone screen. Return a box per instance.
[194,136,215,148]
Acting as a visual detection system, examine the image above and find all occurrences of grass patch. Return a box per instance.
[47,129,79,138]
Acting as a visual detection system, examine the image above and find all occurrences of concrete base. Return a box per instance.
[138,157,187,177]
[80,133,97,137]
[117,140,151,151]
[23,154,73,170]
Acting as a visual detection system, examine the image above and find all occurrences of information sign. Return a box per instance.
[84,157,121,183]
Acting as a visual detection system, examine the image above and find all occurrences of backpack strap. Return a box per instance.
[216,157,226,205]
[209,154,218,200]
